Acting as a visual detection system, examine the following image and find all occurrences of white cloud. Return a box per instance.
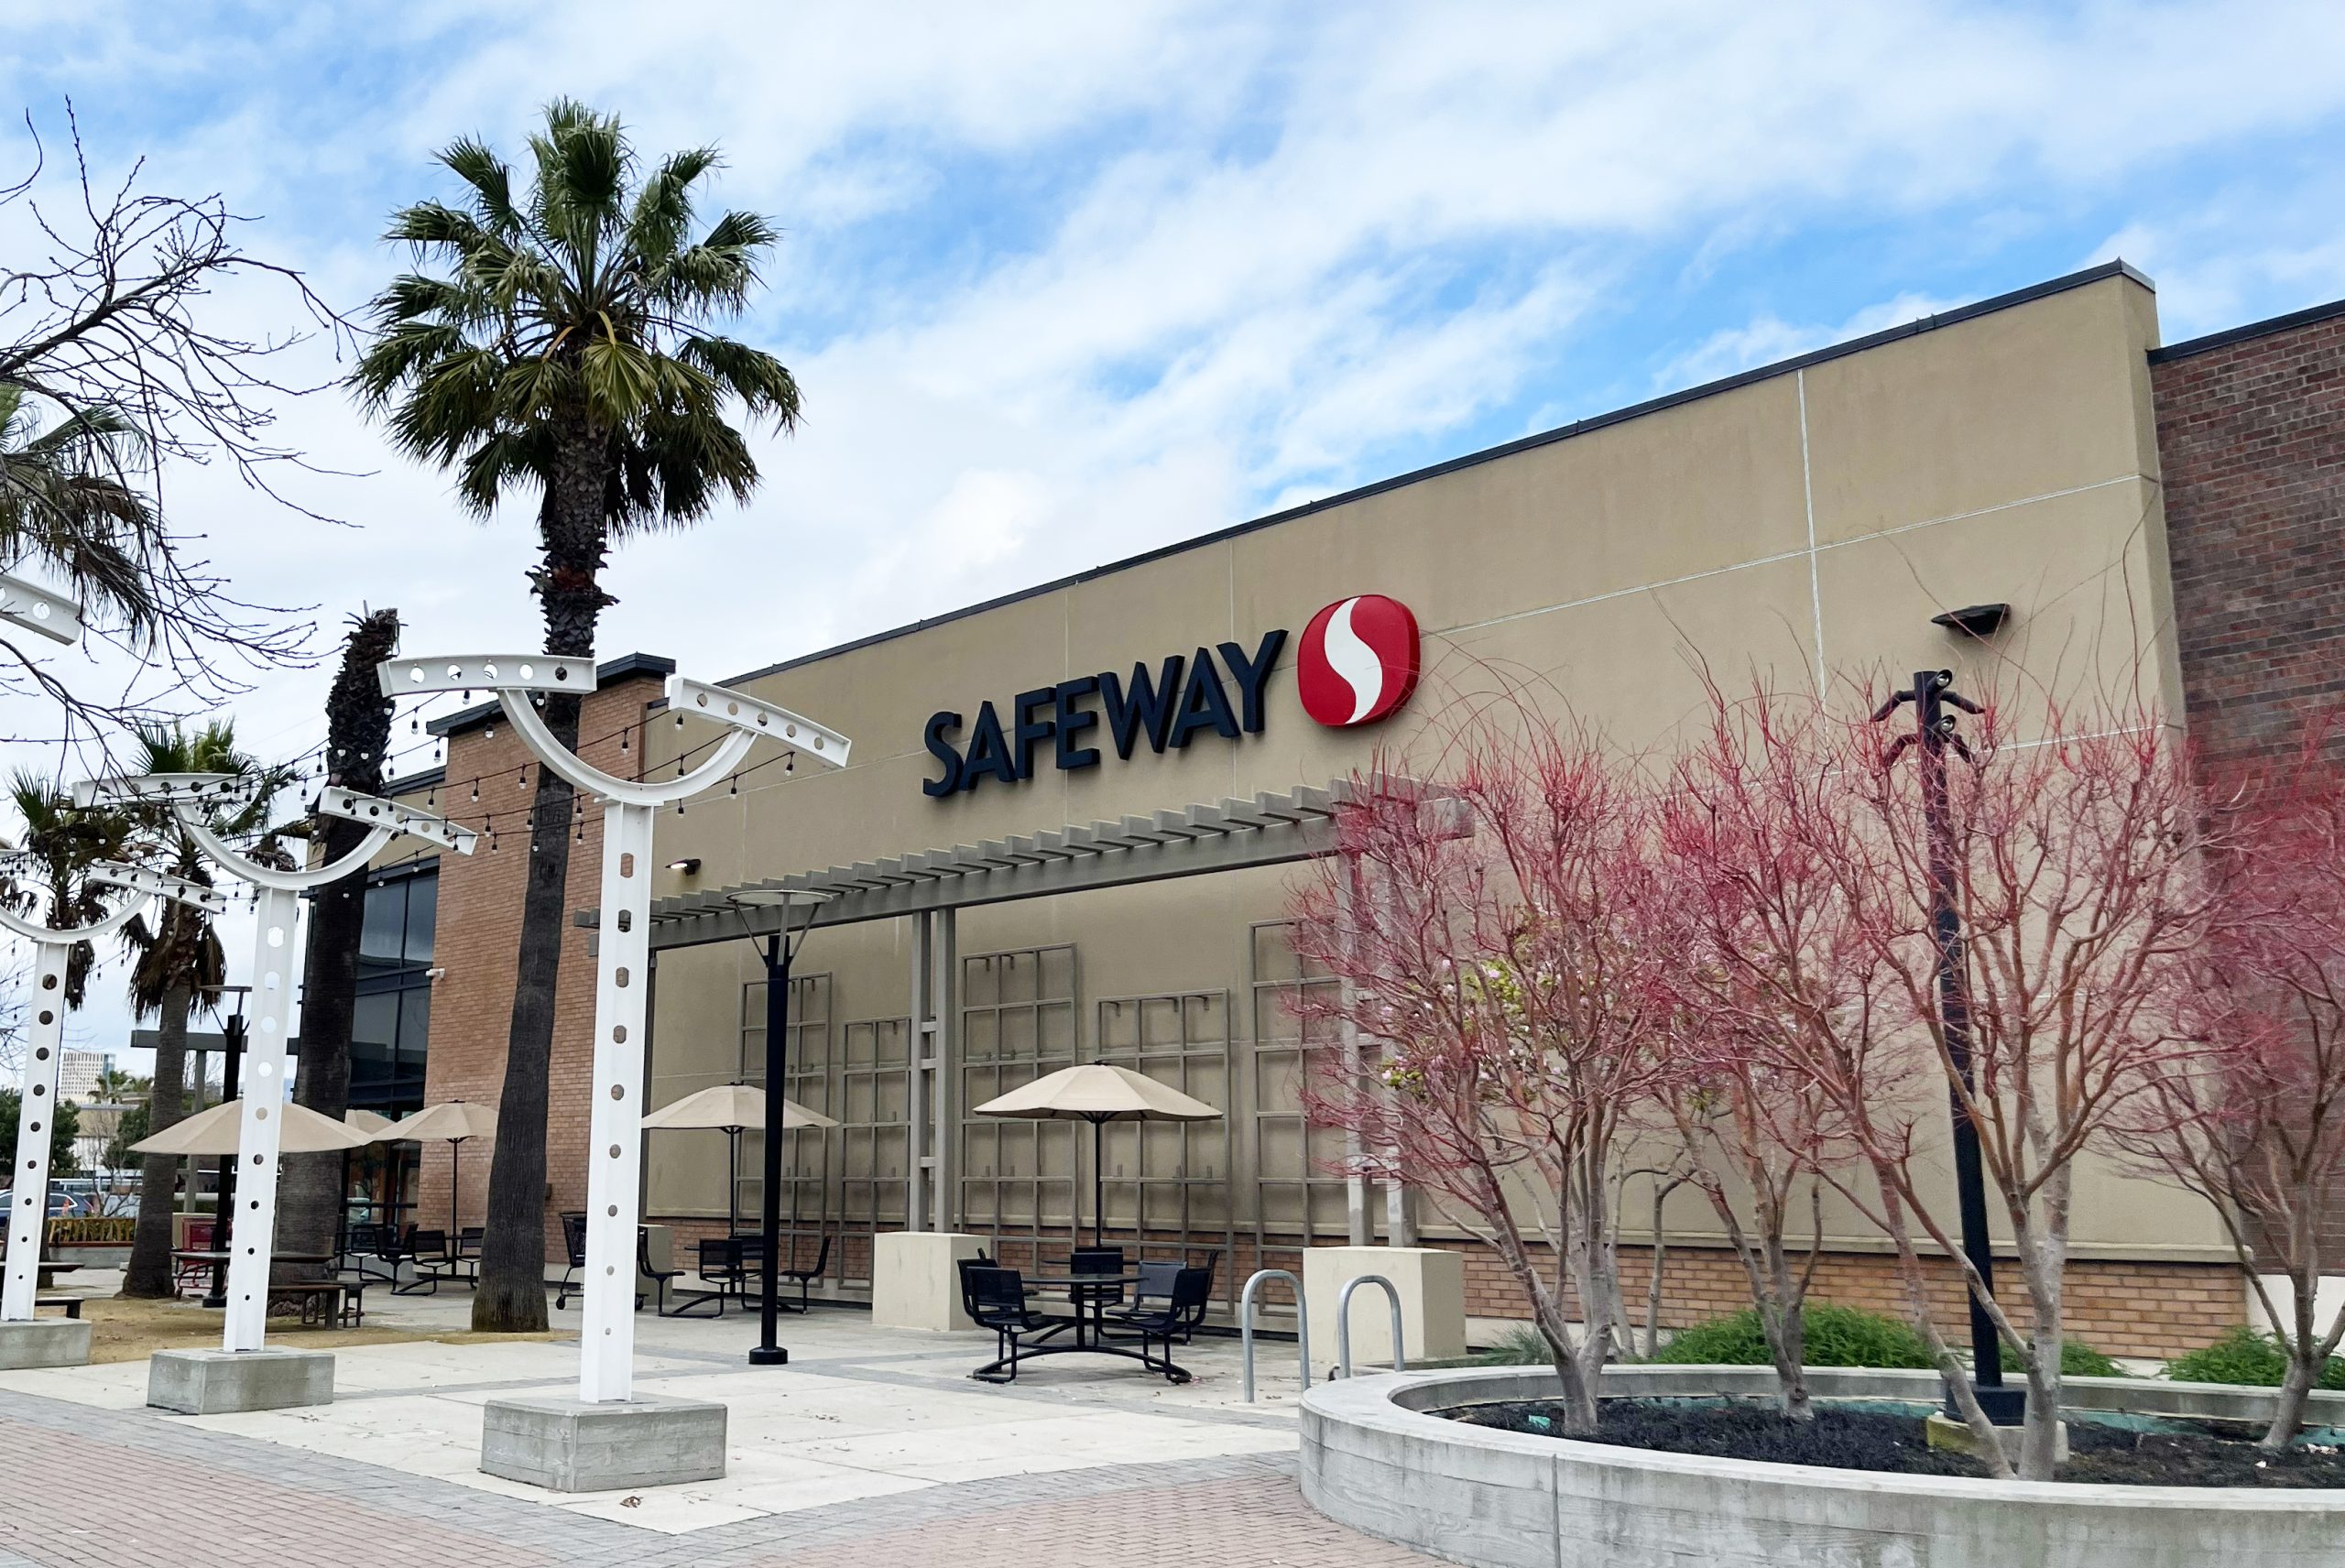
[6,0,2345,1067]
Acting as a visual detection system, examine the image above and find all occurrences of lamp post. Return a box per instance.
[0,861,225,1323]
[727,887,831,1367]
[73,773,475,1354]
[1873,669,2023,1427]
[376,652,848,1404]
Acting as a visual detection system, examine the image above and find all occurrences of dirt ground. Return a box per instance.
[35,1295,569,1364]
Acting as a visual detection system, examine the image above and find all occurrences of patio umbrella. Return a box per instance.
[380,1101,497,1236]
[972,1062,1221,1247]
[640,1082,838,1236]
[343,1109,395,1135]
[130,1096,374,1156]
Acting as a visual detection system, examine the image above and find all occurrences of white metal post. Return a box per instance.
[1,943,74,1321]
[376,654,849,1405]
[71,779,472,1357]
[578,799,654,1402]
[221,884,301,1351]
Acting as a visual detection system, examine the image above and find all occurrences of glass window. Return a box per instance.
[359,882,406,966]
[402,873,436,964]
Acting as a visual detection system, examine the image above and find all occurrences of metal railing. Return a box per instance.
[1240,1268,1309,1402]
[1335,1273,1405,1380]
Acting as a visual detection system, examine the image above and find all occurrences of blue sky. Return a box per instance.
[6,0,2345,1060]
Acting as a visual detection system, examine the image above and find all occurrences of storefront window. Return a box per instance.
[349,866,437,1117]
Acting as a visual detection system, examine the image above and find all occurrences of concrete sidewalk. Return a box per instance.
[0,1285,1429,1563]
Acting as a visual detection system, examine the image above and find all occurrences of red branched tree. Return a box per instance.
[1292,720,1674,1434]
[2131,733,2345,1447]
[1776,697,2226,1478]
[1653,685,1881,1421]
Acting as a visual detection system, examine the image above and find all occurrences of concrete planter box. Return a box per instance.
[1302,1365,2345,1568]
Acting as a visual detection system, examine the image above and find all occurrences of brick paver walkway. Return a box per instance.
[0,1391,1437,1568]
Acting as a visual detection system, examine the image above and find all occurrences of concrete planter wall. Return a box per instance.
[1301,1365,2345,1568]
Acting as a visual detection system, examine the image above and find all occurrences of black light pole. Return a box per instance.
[203,988,252,1311]
[731,888,829,1369]
[1875,669,2024,1426]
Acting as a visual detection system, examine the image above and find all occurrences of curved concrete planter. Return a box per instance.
[1302,1366,2345,1568]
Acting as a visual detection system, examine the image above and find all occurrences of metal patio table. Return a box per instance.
[971,1269,1192,1385]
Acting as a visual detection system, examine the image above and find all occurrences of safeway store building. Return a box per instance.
[366,261,2345,1356]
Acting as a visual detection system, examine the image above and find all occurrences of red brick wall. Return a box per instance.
[2156,301,2345,1275]
[416,672,663,1263]
[2155,304,2345,774]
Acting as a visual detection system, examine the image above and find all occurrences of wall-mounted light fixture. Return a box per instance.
[1930,603,2012,638]
[666,857,703,876]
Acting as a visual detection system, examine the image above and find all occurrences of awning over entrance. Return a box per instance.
[642,780,1351,952]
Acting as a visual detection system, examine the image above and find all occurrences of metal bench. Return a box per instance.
[34,1296,83,1320]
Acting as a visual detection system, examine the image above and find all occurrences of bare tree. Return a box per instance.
[0,103,333,736]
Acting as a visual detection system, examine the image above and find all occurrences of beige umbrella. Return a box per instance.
[973,1062,1221,1247]
[343,1109,395,1135]
[381,1101,497,1236]
[641,1083,838,1235]
[131,1096,374,1156]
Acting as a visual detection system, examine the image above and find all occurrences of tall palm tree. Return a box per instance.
[117,722,289,1297]
[279,607,401,1270]
[350,100,801,1331]
[0,383,167,637]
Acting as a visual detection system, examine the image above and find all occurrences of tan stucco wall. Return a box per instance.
[638,269,2224,1263]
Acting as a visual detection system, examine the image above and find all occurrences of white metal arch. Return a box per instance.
[73,773,476,1353]
[376,650,850,1403]
[0,861,225,1322]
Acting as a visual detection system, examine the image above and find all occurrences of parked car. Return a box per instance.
[0,1187,78,1222]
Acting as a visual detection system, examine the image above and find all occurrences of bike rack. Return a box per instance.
[1336,1273,1407,1380]
[1239,1269,1309,1403]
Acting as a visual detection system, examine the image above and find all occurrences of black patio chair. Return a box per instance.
[1068,1245,1126,1307]
[553,1212,589,1308]
[697,1235,753,1300]
[1107,1266,1212,1377]
[339,1222,387,1280]
[394,1227,463,1295]
[639,1226,723,1318]
[776,1232,831,1312]
[965,1265,1050,1382]
[1104,1259,1183,1331]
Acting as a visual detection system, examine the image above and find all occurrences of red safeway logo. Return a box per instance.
[1296,594,1420,727]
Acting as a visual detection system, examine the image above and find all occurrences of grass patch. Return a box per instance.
[38,1295,573,1364]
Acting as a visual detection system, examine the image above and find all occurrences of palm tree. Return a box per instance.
[351,100,801,1331]
[0,383,167,637]
[279,607,401,1270]
[5,771,135,1006]
[117,721,289,1297]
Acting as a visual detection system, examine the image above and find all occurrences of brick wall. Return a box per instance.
[2155,302,2345,774]
[415,670,664,1263]
[2156,299,2345,1274]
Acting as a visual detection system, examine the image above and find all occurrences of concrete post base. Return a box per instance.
[1303,1246,1468,1372]
[147,1347,334,1413]
[871,1231,986,1330]
[0,1318,92,1369]
[1925,1410,2069,1466]
[480,1393,727,1492]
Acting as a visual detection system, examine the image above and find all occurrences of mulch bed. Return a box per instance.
[1442,1399,2345,1488]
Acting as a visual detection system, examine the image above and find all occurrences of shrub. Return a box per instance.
[1652,1304,1937,1369]
[1475,1323,1558,1367]
[2167,1326,2345,1390]
[1998,1337,2123,1378]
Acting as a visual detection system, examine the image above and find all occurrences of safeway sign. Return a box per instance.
[921,594,1420,798]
